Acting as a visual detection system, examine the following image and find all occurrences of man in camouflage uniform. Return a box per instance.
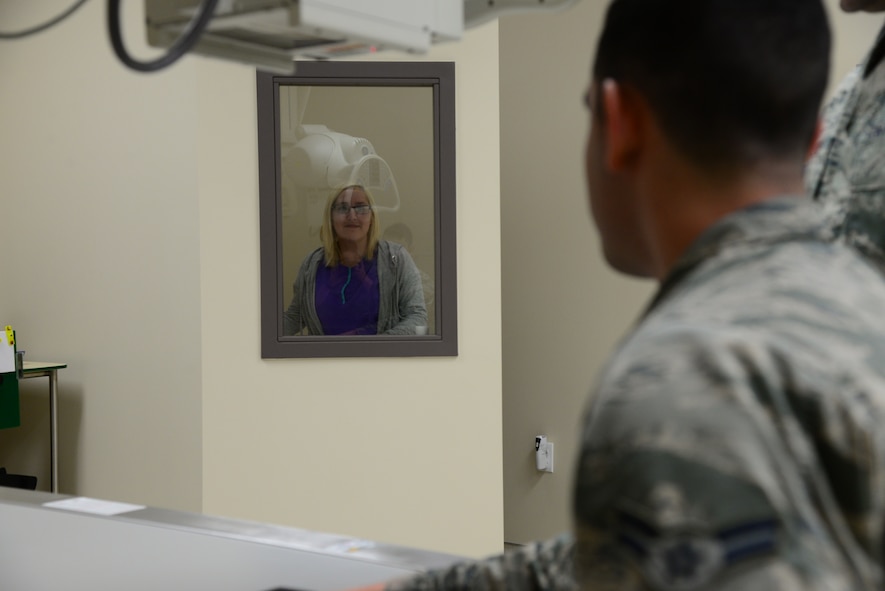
[356,1,885,589]
[806,0,885,268]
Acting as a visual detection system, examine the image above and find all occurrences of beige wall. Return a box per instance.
[0,1,502,559]
[0,0,203,510]
[197,22,503,557]
[827,6,885,97]
[498,0,885,544]
[499,0,653,544]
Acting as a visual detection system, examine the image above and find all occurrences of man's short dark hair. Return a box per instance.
[593,0,831,173]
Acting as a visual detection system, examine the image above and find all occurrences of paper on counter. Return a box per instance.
[43,496,146,516]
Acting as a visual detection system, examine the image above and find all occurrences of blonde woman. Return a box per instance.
[283,185,427,335]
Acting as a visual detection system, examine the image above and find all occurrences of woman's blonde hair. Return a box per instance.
[320,185,380,267]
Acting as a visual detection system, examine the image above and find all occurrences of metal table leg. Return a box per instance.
[20,363,65,494]
[49,370,58,493]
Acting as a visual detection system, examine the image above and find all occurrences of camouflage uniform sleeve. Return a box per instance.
[806,27,885,266]
[804,65,861,198]
[570,328,863,590]
[384,534,578,591]
[832,55,885,264]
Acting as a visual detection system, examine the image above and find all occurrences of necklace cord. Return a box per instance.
[340,267,353,303]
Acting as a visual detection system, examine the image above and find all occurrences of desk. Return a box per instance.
[20,361,67,493]
[0,487,464,590]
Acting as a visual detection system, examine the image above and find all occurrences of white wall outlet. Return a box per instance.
[535,436,554,473]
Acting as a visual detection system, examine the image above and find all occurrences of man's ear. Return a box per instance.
[601,79,642,172]
[806,117,823,162]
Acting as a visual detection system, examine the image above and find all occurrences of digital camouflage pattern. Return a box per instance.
[574,198,885,590]
[386,198,885,590]
[385,533,577,591]
[806,24,885,269]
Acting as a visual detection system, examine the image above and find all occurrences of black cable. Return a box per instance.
[0,0,90,39]
[107,0,220,73]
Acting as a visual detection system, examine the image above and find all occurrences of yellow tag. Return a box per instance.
[4,326,13,346]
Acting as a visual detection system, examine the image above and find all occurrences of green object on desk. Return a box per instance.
[0,372,21,430]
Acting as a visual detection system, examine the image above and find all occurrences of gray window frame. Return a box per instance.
[257,61,458,358]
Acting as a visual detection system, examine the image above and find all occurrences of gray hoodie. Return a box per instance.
[283,240,427,336]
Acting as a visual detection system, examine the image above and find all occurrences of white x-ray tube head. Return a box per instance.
[288,124,399,208]
[283,124,400,236]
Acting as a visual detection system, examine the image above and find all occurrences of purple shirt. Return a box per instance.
[315,258,380,335]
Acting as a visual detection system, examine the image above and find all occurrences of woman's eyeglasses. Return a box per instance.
[332,204,373,216]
